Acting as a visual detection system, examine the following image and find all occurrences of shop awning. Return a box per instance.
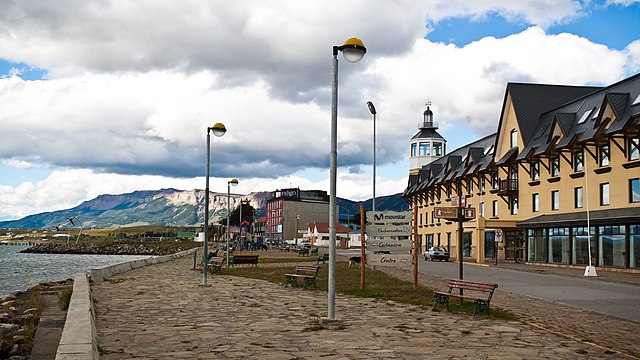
[516,208,640,229]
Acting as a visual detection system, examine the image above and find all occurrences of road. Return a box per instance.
[417,258,640,323]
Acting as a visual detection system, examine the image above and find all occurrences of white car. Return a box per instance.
[424,246,450,261]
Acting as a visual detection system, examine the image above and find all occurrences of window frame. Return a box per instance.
[510,196,518,215]
[600,182,610,206]
[551,190,559,210]
[629,136,640,161]
[510,129,518,148]
[575,187,583,209]
[492,200,498,217]
[532,193,539,212]
[631,178,640,203]
[574,151,584,172]
[599,143,610,167]
[411,143,417,157]
[551,156,560,177]
[531,161,540,181]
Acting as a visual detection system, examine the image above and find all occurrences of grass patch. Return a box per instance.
[226,260,515,320]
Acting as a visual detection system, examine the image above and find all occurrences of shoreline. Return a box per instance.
[21,242,197,256]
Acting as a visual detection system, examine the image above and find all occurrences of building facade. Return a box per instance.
[404,74,640,270]
[265,188,329,245]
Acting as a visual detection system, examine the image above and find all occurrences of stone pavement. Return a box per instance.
[91,252,628,359]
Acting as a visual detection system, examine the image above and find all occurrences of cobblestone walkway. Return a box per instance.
[92,254,626,359]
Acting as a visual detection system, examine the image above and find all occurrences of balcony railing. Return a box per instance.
[498,179,518,195]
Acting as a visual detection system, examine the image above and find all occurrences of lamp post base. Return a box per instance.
[584,266,598,277]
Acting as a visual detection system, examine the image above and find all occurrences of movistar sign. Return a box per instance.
[366,211,412,224]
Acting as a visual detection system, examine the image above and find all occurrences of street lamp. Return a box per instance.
[202,122,227,287]
[227,178,238,267]
[329,37,366,320]
[367,101,377,211]
[295,214,300,247]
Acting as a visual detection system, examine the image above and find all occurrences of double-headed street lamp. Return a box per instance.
[367,101,377,211]
[328,37,366,320]
[227,178,238,267]
[202,122,227,287]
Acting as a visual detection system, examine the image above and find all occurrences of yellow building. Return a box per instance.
[404,74,640,270]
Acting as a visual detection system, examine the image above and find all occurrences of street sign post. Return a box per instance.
[434,207,458,219]
[366,238,413,252]
[463,207,476,220]
[366,253,413,268]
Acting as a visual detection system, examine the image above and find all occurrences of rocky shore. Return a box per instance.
[0,280,72,359]
[21,242,196,256]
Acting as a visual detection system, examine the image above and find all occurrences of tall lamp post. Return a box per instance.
[227,178,238,267]
[367,101,377,211]
[201,122,227,287]
[328,37,366,320]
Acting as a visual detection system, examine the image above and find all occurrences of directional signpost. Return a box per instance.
[365,211,414,274]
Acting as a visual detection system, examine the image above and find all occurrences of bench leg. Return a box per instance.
[284,276,296,288]
[432,294,450,312]
[473,300,490,316]
[303,278,317,289]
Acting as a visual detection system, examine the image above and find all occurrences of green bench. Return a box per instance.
[208,257,224,274]
[298,247,310,256]
[284,264,320,289]
[310,247,319,255]
[432,279,498,316]
[316,253,329,264]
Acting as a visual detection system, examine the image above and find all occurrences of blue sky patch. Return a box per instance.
[0,60,46,80]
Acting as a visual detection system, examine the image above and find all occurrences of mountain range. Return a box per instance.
[0,188,407,229]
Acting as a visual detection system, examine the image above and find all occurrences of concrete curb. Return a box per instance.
[55,248,198,360]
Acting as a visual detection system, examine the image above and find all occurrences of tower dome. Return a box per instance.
[409,102,446,174]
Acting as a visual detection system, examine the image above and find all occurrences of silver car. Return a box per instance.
[424,246,450,261]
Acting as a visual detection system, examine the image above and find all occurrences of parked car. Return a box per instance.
[424,246,450,261]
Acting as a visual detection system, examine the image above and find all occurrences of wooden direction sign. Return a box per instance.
[367,224,412,237]
[366,211,412,225]
[367,253,413,268]
[434,207,458,219]
[366,238,413,252]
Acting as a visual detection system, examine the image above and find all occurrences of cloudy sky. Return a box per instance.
[1,0,639,221]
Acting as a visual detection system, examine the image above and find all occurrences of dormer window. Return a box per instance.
[510,129,518,148]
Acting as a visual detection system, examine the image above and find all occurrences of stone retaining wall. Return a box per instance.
[54,248,198,360]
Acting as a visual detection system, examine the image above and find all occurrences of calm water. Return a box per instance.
[0,244,152,298]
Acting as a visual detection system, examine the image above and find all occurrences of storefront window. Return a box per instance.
[572,227,595,265]
[631,225,640,269]
[463,232,472,257]
[548,227,570,264]
[598,225,626,267]
[425,234,434,249]
[527,229,546,262]
[484,232,495,259]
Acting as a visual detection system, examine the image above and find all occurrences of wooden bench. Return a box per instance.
[230,254,259,266]
[208,257,224,274]
[316,253,329,264]
[432,279,498,316]
[284,264,320,289]
[298,247,310,256]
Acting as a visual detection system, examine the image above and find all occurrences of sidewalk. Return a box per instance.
[91,252,627,359]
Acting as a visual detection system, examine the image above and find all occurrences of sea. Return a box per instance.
[0,244,153,298]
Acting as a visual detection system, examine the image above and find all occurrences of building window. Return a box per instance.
[548,227,570,264]
[532,193,539,212]
[419,142,430,156]
[551,157,560,177]
[510,196,518,215]
[574,151,584,172]
[573,226,595,266]
[467,179,472,195]
[599,143,610,167]
[630,136,640,161]
[510,129,518,148]
[531,161,540,180]
[600,183,609,206]
[631,178,640,203]
[479,177,485,192]
[527,229,546,262]
[446,185,452,199]
[492,173,499,189]
[575,187,583,208]
[480,202,485,217]
[631,225,640,269]
[433,142,442,156]
[599,225,626,267]
[551,190,559,210]
[492,200,498,217]
[411,143,417,157]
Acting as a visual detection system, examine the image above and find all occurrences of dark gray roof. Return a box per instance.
[516,208,640,228]
[504,83,602,146]
[411,128,445,140]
